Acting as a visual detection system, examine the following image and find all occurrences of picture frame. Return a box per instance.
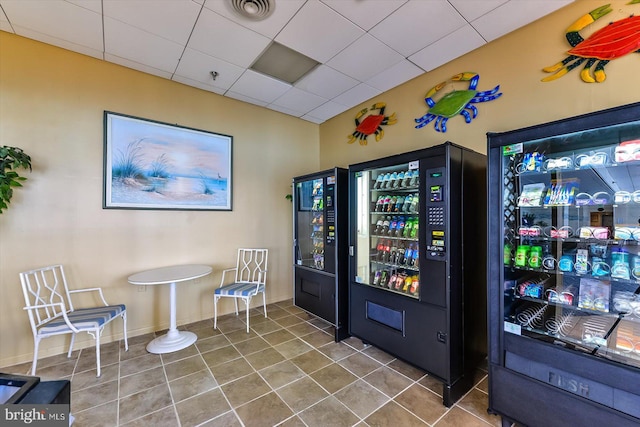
[103,111,232,211]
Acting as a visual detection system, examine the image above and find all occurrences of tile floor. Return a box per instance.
[1,299,501,427]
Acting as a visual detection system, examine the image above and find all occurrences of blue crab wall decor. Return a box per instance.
[414,72,502,133]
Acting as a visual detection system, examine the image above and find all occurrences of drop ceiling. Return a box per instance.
[0,0,574,124]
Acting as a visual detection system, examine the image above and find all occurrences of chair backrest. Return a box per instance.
[234,249,268,286]
[19,265,73,332]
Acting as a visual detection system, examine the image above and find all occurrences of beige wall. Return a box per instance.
[319,0,640,168]
[0,32,319,367]
[2,0,638,368]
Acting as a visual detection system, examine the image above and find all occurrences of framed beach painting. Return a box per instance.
[103,112,232,210]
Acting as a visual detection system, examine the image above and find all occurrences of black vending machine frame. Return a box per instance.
[293,167,349,342]
[487,102,640,427]
[348,142,487,406]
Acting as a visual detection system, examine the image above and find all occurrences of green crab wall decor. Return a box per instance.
[414,72,502,133]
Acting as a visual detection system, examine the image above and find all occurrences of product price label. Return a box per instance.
[504,322,521,335]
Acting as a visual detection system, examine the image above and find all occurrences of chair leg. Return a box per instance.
[213,295,219,330]
[31,337,41,376]
[244,297,251,333]
[122,312,129,352]
[95,329,101,378]
[262,291,267,318]
[234,298,239,316]
[67,333,76,358]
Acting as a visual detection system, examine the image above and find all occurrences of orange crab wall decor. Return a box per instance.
[347,102,397,145]
[542,1,640,83]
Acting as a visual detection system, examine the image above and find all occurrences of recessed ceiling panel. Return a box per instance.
[448,0,508,22]
[365,59,424,93]
[332,83,381,109]
[271,87,327,114]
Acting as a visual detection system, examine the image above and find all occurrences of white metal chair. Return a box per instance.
[214,248,268,333]
[19,264,128,377]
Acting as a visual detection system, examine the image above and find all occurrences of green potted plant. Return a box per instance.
[0,146,32,213]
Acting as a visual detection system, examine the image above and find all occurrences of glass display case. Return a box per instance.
[293,168,348,341]
[488,102,640,427]
[349,143,487,407]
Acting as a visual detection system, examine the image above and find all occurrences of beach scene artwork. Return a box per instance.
[104,112,232,210]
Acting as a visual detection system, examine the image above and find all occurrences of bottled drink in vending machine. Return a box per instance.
[409,169,419,187]
[410,276,419,294]
[402,194,413,212]
[374,195,385,212]
[380,270,389,287]
[409,194,419,213]
[374,218,384,234]
[385,172,397,189]
[382,195,392,212]
[389,240,398,264]
[386,196,397,212]
[373,174,384,189]
[410,245,419,267]
[382,240,391,263]
[394,196,405,212]
[388,216,398,236]
[381,216,391,234]
[403,219,414,238]
[395,241,405,264]
[403,243,414,265]
[410,220,419,239]
[395,217,406,237]
[376,239,386,261]
[401,170,413,187]
[393,171,404,189]
[373,270,382,286]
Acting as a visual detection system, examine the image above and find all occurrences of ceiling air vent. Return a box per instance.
[230,0,275,21]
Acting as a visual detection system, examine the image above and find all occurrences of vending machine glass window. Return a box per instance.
[488,102,640,427]
[354,163,421,298]
[296,178,324,270]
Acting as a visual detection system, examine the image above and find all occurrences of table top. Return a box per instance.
[128,264,212,285]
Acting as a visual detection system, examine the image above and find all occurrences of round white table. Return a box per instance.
[128,264,212,354]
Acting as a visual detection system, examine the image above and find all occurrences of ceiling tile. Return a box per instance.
[448,0,508,22]
[365,59,424,92]
[174,48,245,91]
[0,0,575,124]
[103,0,202,45]
[299,114,324,124]
[294,65,359,99]
[0,0,103,51]
[369,0,467,57]
[332,83,381,109]
[228,70,291,104]
[104,53,173,80]
[320,0,408,31]
[409,24,485,72]
[202,0,305,39]
[188,7,271,68]
[104,17,183,73]
[67,0,102,14]
[172,74,226,95]
[8,25,104,60]
[472,0,575,42]
[272,87,327,114]
[327,34,404,82]
[275,0,364,63]
[225,91,269,107]
[306,101,352,122]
